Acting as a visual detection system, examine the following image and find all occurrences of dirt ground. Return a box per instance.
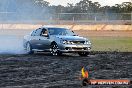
[0,52,132,88]
[74,30,132,37]
[0,29,132,88]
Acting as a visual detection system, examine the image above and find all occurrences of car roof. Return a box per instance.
[41,26,68,29]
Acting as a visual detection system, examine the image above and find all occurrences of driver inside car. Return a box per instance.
[41,29,48,36]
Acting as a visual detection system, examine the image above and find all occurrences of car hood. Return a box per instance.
[54,35,87,41]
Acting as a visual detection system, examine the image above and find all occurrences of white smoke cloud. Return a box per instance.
[0,35,26,54]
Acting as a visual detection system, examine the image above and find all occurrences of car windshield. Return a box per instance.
[48,28,76,36]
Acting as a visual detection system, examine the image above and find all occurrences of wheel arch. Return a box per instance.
[50,41,57,45]
[26,41,34,54]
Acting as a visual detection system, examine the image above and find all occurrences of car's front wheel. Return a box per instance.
[50,43,62,56]
[26,42,34,54]
[78,52,89,56]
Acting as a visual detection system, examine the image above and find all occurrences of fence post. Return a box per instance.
[72,16,75,22]
[131,12,132,25]
[95,16,97,22]
[57,13,60,24]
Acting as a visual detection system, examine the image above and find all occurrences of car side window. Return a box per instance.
[34,28,42,36]
[41,28,48,36]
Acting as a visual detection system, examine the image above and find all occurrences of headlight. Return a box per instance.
[85,41,91,45]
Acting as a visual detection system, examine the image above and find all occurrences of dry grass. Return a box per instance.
[75,30,132,52]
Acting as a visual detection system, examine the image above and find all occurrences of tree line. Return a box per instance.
[0,0,131,21]
[34,0,132,13]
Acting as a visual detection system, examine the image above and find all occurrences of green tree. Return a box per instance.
[121,2,132,12]
[34,0,49,7]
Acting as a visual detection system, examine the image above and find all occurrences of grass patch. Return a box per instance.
[88,36,132,52]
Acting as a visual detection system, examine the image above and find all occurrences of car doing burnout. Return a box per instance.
[23,27,91,56]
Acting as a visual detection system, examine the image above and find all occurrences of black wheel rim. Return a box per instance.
[51,44,58,56]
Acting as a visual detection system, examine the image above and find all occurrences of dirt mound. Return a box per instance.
[0,24,132,31]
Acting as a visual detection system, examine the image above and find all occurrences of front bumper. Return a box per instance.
[59,44,91,53]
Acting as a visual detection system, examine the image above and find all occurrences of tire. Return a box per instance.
[78,52,89,56]
[26,42,34,54]
[50,43,62,56]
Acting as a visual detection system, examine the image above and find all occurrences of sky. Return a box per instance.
[45,0,131,6]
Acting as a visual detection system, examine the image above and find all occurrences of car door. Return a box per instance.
[29,29,41,49]
[37,28,51,50]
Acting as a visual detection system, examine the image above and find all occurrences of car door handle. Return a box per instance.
[39,39,41,40]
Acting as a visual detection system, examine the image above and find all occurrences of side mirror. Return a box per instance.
[42,34,49,37]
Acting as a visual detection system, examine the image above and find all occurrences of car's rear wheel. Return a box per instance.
[50,43,62,56]
[26,42,34,54]
[78,52,89,56]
